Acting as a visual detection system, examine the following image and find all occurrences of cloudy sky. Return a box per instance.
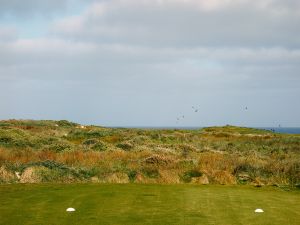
[0,0,299,127]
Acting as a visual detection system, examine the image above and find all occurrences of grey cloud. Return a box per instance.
[51,0,300,48]
[0,39,299,94]
[1,39,299,69]
[1,0,300,126]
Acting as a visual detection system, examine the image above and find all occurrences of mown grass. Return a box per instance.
[0,184,299,225]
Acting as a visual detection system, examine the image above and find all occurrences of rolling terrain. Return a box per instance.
[0,119,299,187]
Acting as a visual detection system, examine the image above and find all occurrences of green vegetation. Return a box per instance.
[0,119,299,186]
[0,184,299,225]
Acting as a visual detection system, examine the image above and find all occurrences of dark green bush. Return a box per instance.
[141,167,159,178]
[116,142,133,151]
[47,143,72,152]
[127,170,137,182]
[67,129,113,140]
[82,139,98,145]
[77,167,100,179]
[0,128,34,148]
[91,142,107,151]
[57,120,78,127]
[181,170,203,183]
[20,160,69,172]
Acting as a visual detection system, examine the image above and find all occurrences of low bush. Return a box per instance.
[141,167,160,179]
[287,162,300,186]
[91,142,107,151]
[20,160,69,172]
[127,170,137,182]
[82,139,98,145]
[47,142,72,153]
[116,141,134,151]
[56,120,78,127]
[180,170,203,183]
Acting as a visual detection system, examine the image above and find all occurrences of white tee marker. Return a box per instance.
[255,208,264,213]
[66,208,76,212]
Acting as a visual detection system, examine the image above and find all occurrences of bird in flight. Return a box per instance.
[192,106,199,112]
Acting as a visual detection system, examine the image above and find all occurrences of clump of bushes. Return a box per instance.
[0,128,31,148]
[56,120,78,127]
[180,170,203,183]
[0,120,300,186]
[20,160,69,172]
[141,167,160,179]
[82,139,98,145]
[287,162,300,186]
[127,170,137,182]
[47,142,72,152]
[116,141,134,151]
[82,139,107,151]
[67,129,113,140]
[91,142,107,151]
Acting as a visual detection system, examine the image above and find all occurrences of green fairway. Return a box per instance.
[0,184,299,225]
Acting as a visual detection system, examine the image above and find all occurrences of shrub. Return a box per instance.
[127,170,137,182]
[67,129,113,140]
[77,167,101,179]
[91,142,107,151]
[287,162,300,186]
[47,142,72,153]
[82,139,98,145]
[141,167,160,178]
[180,170,203,183]
[116,141,134,151]
[0,128,33,148]
[20,160,69,172]
[57,120,78,127]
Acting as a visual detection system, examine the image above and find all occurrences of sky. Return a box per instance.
[0,0,299,127]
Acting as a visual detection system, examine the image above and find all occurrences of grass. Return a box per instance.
[0,184,299,225]
[0,120,300,186]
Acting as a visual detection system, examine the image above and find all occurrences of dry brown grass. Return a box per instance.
[1,122,299,186]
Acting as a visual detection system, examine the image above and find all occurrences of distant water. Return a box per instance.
[118,126,300,134]
[259,127,300,134]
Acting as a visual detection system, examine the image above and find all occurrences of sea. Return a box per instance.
[117,127,300,134]
[258,127,300,134]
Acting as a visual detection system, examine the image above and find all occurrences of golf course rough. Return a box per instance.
[0,184,299,225]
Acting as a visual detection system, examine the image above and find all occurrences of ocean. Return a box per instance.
[259,127,300,134]
[117,126,300,134]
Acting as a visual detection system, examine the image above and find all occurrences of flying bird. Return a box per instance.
[192,106,199,112]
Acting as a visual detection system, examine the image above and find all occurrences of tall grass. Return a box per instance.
[0,120,299,186]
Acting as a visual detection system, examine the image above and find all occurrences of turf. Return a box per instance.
[0,184,299,225]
